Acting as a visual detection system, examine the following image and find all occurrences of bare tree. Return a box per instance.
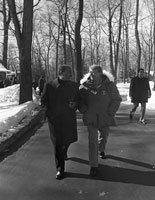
[135,0,141,70]
[0,0,11,68]
[120,0,134,82]
[7,0,36,104]
[107,0,124,81]
[75,0,83,83]
[153,0,155,89]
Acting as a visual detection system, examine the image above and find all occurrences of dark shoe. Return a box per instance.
[64,153,68,160]
[56,171,64,180]
[100,152,106,159]
[129,112,133,120]
[89,167,98,177]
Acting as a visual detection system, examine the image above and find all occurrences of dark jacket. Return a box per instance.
[41,78,80,146]
[129,76,151,103]
[79,72,122,128]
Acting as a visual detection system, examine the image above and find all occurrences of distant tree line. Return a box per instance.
[0,0,155,103]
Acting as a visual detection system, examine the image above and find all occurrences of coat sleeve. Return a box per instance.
[78,85,88,114]
[108,83,122,116]
[72,84,82,111]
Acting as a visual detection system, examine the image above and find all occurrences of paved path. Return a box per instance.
[0,103,155,200]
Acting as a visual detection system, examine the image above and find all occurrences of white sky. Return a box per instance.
[0,82,155,134]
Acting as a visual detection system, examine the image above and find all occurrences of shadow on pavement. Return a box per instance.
[66,157,155,186]
[106,155,155,169]
[115,112,155,125]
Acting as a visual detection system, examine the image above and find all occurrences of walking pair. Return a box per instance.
[41,64,122,179]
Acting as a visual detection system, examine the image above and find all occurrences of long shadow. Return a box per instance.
[106,155,155,169]
[66,157,155,186]
[116,112,155,125]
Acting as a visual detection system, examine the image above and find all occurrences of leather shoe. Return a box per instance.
[100,152,106,159]
[64,153,68,160]
[56,171,64,180]
[89,167,98,177]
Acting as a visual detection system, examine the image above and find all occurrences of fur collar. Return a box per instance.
[80,70,114,84]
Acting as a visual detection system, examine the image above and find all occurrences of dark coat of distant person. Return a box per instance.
[0,80,4,88]
[3,78,11,87]
[129,76,151,103]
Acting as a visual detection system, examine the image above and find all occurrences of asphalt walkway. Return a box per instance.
[0,103,155,200]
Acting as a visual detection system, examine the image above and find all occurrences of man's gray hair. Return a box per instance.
[89,64,103,73]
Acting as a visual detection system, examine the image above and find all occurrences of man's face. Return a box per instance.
[90,69,102,80]
[138,70,144,78]
[61,67,72,80]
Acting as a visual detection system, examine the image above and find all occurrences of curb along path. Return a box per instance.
[0,107,44,153]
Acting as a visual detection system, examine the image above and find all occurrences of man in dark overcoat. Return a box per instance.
[41,65,80,179]
[129,68,151,124]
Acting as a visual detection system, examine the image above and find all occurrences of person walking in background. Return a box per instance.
[3,77,11,87]
[79,64,122,177]
[0,80,4,88]
[41,65,80,180]
[129,68,151,124]
[38,75,45,96]
[32,79,38,93]
[11,77,18,85]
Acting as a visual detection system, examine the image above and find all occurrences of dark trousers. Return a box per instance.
[48,121,69,172]
[54,144,65,172]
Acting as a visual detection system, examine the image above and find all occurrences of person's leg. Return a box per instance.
[63,144,70,160]
[98,127,109,158]
[55,144,65,172]
[48,121,65,179]
[139,102,146,123]
[87,125,98,167]
[130,102,139,119]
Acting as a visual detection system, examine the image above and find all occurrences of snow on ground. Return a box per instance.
[0,84,39,134]
[0,82,155,134]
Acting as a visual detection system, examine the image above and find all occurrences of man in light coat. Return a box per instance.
[79,64,122,177]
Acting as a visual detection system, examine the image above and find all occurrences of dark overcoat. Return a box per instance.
[41,78,80,146]
[129,76,151,103]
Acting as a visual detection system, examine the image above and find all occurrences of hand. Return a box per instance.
[69,101,76,110]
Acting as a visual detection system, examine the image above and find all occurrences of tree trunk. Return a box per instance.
[19,0,33,103]
[125,22,129,81]
[135,0,141,69]
[7,0,34,104]
[114,0,123,82]
[153,0,155,90]
[108,8,114,76]
[2,0,11,68]
[75,0,83,83]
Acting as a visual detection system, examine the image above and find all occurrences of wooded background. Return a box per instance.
[0,0,155,103]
